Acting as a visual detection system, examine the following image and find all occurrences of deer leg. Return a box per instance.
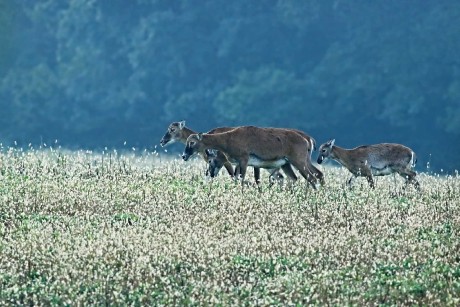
[254,167,262,192]
[254,167,261,184]
[307,162,325,186]
[233,165,241,181]
[366,176,375,188]
[358,167,374,188]
[267,168,276,186]
[398,170,420,191]
[347,175,356,188]
[238,159,249,188]
[411,176,421,191]
[281,164,297,189]
[268,168,284,187]
[281,164,297,181]
[290,159,317,189]
[223,161,234,178]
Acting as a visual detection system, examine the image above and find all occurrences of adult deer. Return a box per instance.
[160,121,284,183]
[160,121,235,177]
[182,126,323,189]
[205,129,324,186]
[317,139,420,190]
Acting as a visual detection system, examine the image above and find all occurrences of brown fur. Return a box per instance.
[183,126,323,189]
[160,121,235,177]
[317,139,420,190]
[206,127,324,185]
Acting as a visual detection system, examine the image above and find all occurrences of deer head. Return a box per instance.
[182,133,204,161]
[204,149,224,178]
[160,120,186,147]
[317,139,335,164]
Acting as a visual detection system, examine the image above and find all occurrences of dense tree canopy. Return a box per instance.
[0,0,459,171]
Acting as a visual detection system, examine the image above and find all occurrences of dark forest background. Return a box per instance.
[0,1,459,172]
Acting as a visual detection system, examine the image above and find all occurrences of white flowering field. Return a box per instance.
[0,148,459,305]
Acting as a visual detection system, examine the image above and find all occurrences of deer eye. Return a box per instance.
[322,149,326,153]
[190,141,195,146]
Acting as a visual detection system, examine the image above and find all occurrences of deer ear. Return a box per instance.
[178,120,185,129]
[330,139,335,146]
[197,133,203,141]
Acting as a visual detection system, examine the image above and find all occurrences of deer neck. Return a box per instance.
[331,146,353,168]
[201,133,230,153]
[179,127,197,143]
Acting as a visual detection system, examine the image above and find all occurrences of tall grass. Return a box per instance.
[0,148,459,305]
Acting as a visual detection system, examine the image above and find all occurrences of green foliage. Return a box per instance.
[0,1,459,169]
[0,149,459,305]
[213,68,308,125]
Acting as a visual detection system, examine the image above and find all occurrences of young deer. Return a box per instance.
[204,149,285,186]
[182,126,323,189]
[317,139,420,190]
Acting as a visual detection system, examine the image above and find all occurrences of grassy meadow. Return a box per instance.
[0,147,459,305]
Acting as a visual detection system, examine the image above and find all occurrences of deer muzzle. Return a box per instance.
[181,153,190,161]
[317,155,324,164]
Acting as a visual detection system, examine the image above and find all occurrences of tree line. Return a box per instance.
[0,0,459,171]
